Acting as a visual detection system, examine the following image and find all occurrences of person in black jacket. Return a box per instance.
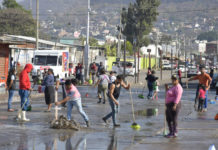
[146,70,158,99]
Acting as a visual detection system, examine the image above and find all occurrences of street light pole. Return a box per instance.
[84,0,90,80]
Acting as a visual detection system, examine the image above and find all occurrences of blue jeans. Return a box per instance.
[19,89,29,111]
[8,90,15,109]
[147,82,153,99]
[204,90,208,109]
[67,98,89,122]
[103,97,119,125]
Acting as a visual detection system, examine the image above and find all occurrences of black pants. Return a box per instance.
[166,102,181,133]
[198,98,204,111]
[179,77,183,87]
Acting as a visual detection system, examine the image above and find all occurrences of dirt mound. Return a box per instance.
[50,115,80,130]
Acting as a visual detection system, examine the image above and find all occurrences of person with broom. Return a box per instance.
[42,69,55,112]
[18,64,33,121]
[102,75,130,127]
[55,79,90,127]
[165,75,183,138]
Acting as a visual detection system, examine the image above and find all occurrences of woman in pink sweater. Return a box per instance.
[165,75,183,138]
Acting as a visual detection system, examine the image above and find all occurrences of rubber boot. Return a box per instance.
[16,110,22,121]
[21,111,30,121]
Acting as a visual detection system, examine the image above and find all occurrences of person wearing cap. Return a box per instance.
[188,65,212,111]
[165,75,183,138]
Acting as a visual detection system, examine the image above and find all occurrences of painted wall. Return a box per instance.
[107,56,158,71]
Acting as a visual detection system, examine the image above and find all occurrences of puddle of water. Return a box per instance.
[135,108,158,117]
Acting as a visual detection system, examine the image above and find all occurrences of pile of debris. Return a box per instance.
[50,115,80,131]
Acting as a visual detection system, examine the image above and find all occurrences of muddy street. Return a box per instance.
[0,84,217,150]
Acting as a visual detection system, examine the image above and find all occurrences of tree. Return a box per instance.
[197,31,218,42]
[105,43,116,56]
[0,0,36,36]
[121,0,160,48]
[0,8,36,36]
[3,0,24,10]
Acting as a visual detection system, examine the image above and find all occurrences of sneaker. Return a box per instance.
[203,108,207,112]
[165,133,174,138]
[8,109,14,112]
[113,124,120,127]
[102,118,108,124]
[86,121,90,127]
[173,132,178,137]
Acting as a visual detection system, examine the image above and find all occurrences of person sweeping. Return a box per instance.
[165,75,183,138]
[18,64,33,121]
[102,75,130,127]
[55,79,90,127]
[42,69,55,112]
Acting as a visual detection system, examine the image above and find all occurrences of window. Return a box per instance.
[34,55,57,66]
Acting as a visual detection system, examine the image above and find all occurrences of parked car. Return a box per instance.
[188,64,196,69]
[187,68,200,78]
[162,64,171,70]
[176,65,188,73]
[112,61,137,76]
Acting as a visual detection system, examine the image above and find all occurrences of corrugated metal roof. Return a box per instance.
[5,34,69,47]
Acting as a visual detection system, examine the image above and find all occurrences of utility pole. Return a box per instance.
[133,37,137,83]
[117,21,121,59]
[160,49,163,80]
[137,46,140,83]
[123,38,126,82]
[155,32,158,70]
[29,0,32,10]
[184,36,187,78]
[36,0,39,50]
[84,0,90,80]
[171,47,173,76]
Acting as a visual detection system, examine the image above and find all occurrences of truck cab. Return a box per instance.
[32,50,69,80]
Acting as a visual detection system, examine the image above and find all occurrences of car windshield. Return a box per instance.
[34,55,57,66]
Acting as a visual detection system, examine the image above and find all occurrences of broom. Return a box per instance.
[129,88,141,130]
[55,90,58,120]
[163,84,168,136]
[138,86,145,99]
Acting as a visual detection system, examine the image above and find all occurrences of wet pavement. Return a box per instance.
[0,83,218,150]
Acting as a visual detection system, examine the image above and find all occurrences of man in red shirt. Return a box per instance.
[188,65,212,111]
[19,64,33,121]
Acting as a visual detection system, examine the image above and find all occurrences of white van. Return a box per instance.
[32,50,69,79]
[112,61,137,76]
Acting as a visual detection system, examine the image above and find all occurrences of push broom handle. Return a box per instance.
[129,88,136,122]
[55,90,58,120]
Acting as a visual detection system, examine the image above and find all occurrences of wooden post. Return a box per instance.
[55,90,58,120]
